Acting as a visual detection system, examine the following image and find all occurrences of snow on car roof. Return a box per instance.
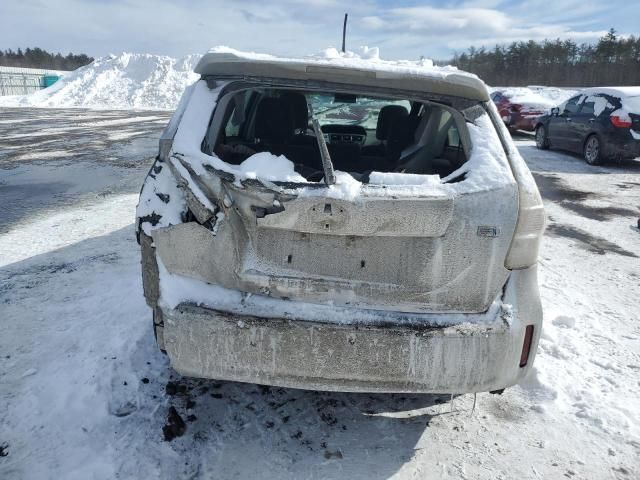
[491,87,578,108]
[194,46,490,102]
[580,86,640,98]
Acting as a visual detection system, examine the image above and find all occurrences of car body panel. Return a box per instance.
[151,180,518,314]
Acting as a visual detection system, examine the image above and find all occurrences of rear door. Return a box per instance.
[549,95,582,151]
[569,95,596,147]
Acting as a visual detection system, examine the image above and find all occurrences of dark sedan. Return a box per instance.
[534,87,640,165]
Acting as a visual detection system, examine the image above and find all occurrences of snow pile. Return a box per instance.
[0,53,202,110]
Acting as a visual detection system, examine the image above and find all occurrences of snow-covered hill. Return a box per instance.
[0,53,201,110]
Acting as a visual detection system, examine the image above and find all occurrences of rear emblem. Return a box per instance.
[477,226,500,237]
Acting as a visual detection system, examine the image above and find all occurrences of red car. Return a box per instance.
[490,89,549,132]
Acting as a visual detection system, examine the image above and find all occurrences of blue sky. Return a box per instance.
[1,0,637,60]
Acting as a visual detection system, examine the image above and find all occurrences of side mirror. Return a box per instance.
[551,107,559,116]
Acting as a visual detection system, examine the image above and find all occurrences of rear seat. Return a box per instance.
[226,94,397,175]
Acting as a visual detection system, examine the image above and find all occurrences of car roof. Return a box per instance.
[580,86,640,98]
[194,47,490,102]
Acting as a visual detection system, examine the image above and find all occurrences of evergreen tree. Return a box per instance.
[447,29,640,86]
[0,47,94,70]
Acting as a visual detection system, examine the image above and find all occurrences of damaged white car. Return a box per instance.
[136,48,545,394]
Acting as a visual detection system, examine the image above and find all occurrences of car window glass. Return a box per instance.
[224,90,254,137]
[310,94,410,130]
[580,97,595,116]
[563,96,581,115]
[447,124,461,147]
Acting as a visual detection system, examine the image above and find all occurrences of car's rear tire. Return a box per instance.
[583,135,602,165]
[535,125,549,150]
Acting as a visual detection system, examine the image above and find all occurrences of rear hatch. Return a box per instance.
[211,177,518,314]
[165,59,518,314]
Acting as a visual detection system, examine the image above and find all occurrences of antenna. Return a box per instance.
[342,13,348,53]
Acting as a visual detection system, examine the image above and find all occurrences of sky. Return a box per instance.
[1,0,637,61]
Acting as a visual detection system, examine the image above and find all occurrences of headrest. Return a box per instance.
[254,97,294,143]
[376,105,409,140]
[386,115,420,161]
[281,92,309,132]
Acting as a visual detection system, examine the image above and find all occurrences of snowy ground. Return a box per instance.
[1,109,639,479]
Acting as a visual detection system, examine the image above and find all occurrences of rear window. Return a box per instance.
[208,86,471,182]
[310,94,410,130]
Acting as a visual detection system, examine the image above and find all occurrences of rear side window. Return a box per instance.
[581,94,617,117]
[224,90,255,137]
[563,96,581,115]
[579,99,595,116]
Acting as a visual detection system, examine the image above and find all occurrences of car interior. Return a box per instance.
[204,88,469,183]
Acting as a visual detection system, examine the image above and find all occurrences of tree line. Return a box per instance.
[446,29,640,87]
[0,47,93,71]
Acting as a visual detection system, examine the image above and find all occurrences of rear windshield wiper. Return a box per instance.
[307,102,336,185]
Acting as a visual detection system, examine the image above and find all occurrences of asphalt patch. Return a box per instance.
[546,223,638,258]
[533,173,639,222]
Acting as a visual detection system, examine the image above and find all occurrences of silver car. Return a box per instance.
[136,49,545,394]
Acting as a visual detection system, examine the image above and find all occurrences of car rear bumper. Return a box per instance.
[158,267,542,394]
[604,138,640,159]
[511,114,541,131]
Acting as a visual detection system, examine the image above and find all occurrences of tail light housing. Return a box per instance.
[610,110,632,128]
[505,189,545,270]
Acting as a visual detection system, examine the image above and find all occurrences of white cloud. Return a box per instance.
[0,0,630,61]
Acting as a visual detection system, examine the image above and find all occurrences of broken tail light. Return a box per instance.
[520,325,534,367]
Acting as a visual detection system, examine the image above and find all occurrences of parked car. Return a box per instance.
[490,89,550,132]
[136,49,544,394]
[535,87,640,165]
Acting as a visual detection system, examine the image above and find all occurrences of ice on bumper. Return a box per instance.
[156,258,540,393]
